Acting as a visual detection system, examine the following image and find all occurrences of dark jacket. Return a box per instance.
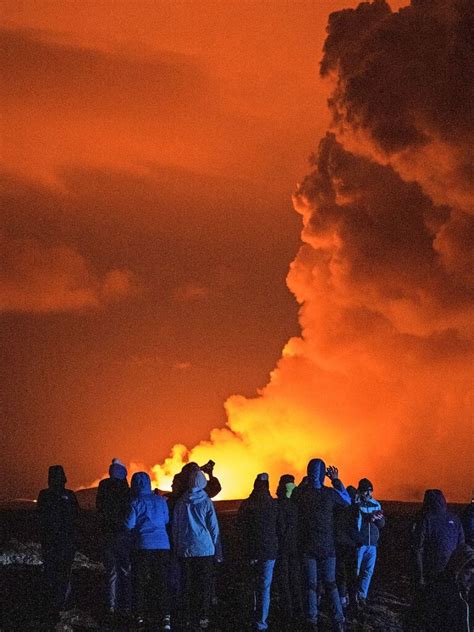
[124,472,170,550]
[37,466,79,549]
[296,459,351,559]
[96,477,130,537]
[461,503,474,547]
[406,544,474,631]
[238,482,278,561]
[277,497,299,557]
[414,489,465,582]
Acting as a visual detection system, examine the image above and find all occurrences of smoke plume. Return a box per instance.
[150,0,473,501]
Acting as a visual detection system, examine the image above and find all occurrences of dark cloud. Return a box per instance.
[321,0,474,152]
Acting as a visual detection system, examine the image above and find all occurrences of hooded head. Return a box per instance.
[188,469,207,491]
[422,489,447,513]
[131,471,152,496]
[48,465,67,489]
[346,485,358,503]
[180,462,200,488]
[446,544,474,591]
[358,478,374,500]
[253,472,270,493]
[109,458,127,480]
[276,474,295,499]
[307,459,326,489]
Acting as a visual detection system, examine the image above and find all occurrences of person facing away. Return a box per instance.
[275,474,303,625]
[353,478,385,607]
[180,460,222,499]
[96,458,131,618]
[334,485,358,612]
[414,488,465,587]
[37,465,79,616]
[406,543,474,632]
[295,458,351,632]
[237,473,279,632]
[172,469,220,631]
[124,472,171,631]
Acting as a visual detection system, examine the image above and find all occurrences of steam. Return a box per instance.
[151,0,473,501]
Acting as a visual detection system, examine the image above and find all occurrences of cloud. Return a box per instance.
[0,236,138,313]
[321,0,474,211]
[148,0,473,502]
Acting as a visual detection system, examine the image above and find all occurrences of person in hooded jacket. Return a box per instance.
[414,489,465,587]
[334,485,358,612]
[275,474,303,627]
[37,465,79,616]
[237,473,278,632]
[295,459,351,632]
[353,478,385,607]
[124,472,171,631]
[405,543,474,631]
[179,460,222,499]
[96,458,131,618]
[172,469,220,631]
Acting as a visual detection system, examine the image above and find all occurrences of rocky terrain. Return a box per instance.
[0,498,461,631]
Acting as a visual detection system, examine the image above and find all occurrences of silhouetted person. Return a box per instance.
[406,543,474,631]
[238,473,278,632]
[354,478,385,607]
[172,469,220,630]
[462,493,474,547]
[414,489,464,587]
[275,474,303,627]
[335,485,358,612]
[295,459,350,632]
[124,472,171,631]
[96,458,131,618]
[37,465,79,618]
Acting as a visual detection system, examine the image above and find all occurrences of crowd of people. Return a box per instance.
[36,458,473,632]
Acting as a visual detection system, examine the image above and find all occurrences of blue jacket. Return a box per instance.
[355,497,385,547]
[172,471,219,558]
[124,472,170,550]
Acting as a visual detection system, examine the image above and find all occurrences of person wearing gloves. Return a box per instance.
[37,465,79,619]
[295,458,351,632]
[237,473,279,632]
[124,472,171,632]
[96,458,131,619]
[172,469,220,631]
[354,478,385,607]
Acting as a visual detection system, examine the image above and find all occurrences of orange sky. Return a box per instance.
[4,0,471,502]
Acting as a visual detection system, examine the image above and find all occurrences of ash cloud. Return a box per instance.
[152,0,473,501]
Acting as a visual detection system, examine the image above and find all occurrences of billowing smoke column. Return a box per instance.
[152,0,473,501]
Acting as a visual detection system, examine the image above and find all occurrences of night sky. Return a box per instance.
[1,0,472,502]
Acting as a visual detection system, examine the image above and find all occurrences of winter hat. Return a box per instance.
[358,478,373,492]
[109,458,127,480]
[276,474,295,499]
[189,469,207,491]
[48,465,67,488]
[253,472,270,493]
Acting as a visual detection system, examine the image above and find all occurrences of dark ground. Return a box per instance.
[0,498,463,631]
